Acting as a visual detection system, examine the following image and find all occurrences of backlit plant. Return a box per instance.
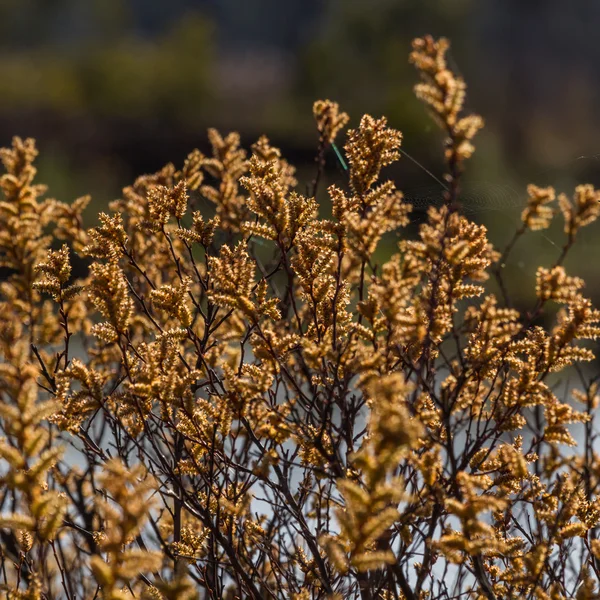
[1,36,600,600]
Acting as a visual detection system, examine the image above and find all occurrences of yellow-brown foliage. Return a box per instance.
[0,36,600,600]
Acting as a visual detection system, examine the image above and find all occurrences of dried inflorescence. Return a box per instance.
[313,100,350,146]
[1,36,600,600]
[410,35,483,168]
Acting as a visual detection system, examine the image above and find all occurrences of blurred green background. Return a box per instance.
[2,0,600,307]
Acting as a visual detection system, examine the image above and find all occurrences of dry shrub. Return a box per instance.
[1,36,600,600]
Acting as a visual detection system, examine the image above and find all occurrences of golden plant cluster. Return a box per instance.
[1,35,600,600]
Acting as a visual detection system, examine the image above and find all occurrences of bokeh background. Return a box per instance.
[2,0,600,304]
